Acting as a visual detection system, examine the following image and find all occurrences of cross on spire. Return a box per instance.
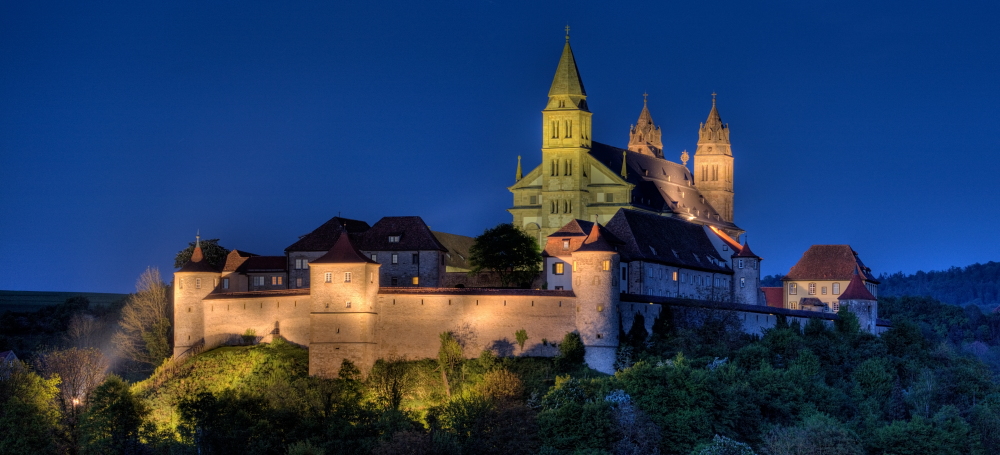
[565,24,570,41]
[711,92,717,105]
[643,92,648,105]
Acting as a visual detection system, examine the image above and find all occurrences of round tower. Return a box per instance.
[571,224,620,374]
[173,234,221,358]
[732,242,762,305]
[837,272,878,334]
[693,94,735,224]
[307,233,381,378]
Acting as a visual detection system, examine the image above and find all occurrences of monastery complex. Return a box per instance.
[173,34,888,376]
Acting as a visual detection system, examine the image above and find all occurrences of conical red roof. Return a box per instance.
[576,224,615,252]
[734,242,759,258]
[837,271,876,301]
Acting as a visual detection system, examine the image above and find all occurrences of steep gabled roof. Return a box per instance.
[838,272,877,301]
[604,209,730,273]
[285,216,371,252]
[223,250,258,272]
[355,216,447,252]
[785,245,878,282]
[242,256,287,272]
[587,143,740,232]
[312,232,376,264]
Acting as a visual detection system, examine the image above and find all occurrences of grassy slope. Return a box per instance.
[134,339,310,432]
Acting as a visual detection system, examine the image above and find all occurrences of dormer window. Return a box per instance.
[649,246,657,255]
[388,235,401,243]
[562,239,570,250]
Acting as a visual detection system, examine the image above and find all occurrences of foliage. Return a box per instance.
[368,356,415,411]
[34,347,110,451]
[762,413,863,455]
[437,332,463,397]
[690,435,756,455]
[0,361,61,454]
[555,332,586,371]
[174,238,230,269]
[112,267,172,369]
[0,295,123,358]
[468,223,542,288]
[516,328,529,352]
[79,375,150,455]
[878,261,1000,308]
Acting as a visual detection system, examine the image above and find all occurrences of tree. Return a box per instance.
[468,223,542,288]
[79,376,149,455]
[437,332,462,397]
[690,435,757,455]
[174,238,230,269]
[515,329,529,352]
[112,268,172,369]
[762,414,864,455]
[34,347,110,452]
[0,361,61,454]
[368,356,414,411]
[555,332,586,371]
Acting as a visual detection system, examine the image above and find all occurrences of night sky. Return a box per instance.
[3,1,999,293]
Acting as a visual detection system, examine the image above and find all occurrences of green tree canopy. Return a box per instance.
[174,238,230,269]
[468,223,542,288]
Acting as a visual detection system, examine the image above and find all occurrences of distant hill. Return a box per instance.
[0,290,128,313]
[877,261,1000,309]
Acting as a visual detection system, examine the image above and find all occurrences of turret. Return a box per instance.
[571,224,620,374]
[627,94,663,158]
[837,271,878,334]
[173,233,221,358]
[732,242,761,305]
[307,233,381,378]
[693,94,735,223]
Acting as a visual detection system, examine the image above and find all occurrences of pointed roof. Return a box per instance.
[838,272,877,301]
[604,209,730,273]
[734,242,759,258]
[548,40,586,98]
[311,232,376,264]
[285,216,371,252]
[576,223,615,252]
[785,245,878,282]
[698,94,729,145]
[178,236,220,273]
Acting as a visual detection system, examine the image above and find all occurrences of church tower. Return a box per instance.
[693,94,735,224]
[627,95,663,158]
[538,28,593,238]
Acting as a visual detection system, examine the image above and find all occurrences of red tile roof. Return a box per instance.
[837,272,877,301]
[734,242,760,258]
[223,250,258,272]
[178,245,220,273]
[543,219,623,257]
[312,232,377,264]
[576,223,616,252]
[785,245,877,282]
[762,287,784,308]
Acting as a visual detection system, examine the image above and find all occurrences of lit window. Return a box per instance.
[672,271,678,281]
[195,278,201,289]
[808,283,816,295]
[572,261,578,272]
[562,239,570,250]
[344,272,352,283]
[392,254,398,264]
[553,263,564,275]
[602,260,610,271]
[789,283,797,295]
[832,283,841,294]
[271,276,277,285]
[388,235,400,243]
[324,272,332,283]
[412,277,419,285]
[223,278,229,289]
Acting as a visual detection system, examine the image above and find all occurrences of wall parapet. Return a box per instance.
[204,289,311,299]
[621,293,891,327]
[377,287,575,297]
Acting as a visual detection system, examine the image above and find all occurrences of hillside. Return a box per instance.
[0,290,128,313]
[877,261,1000,309]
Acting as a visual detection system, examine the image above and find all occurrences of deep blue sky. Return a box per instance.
[2,1,999,293]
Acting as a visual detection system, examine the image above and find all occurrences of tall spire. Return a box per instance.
[515,155,523,181]
[699,92,729,145]
[620,151,628,178]
[628,94,663,157]
[191,231,204,263]
[547,32,587,107]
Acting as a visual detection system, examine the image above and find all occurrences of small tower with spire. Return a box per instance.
[837,271,879,334]
[173,231,222,358]
[732,241,762,305]
[571,224,621,373]
[627,94,663,158]
[693,93,735,224]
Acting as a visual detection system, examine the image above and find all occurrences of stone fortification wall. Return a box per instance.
[374,289,577,360]
[202,291,311,350]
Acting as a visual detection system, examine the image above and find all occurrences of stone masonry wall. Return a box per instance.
[202,294,310,350]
